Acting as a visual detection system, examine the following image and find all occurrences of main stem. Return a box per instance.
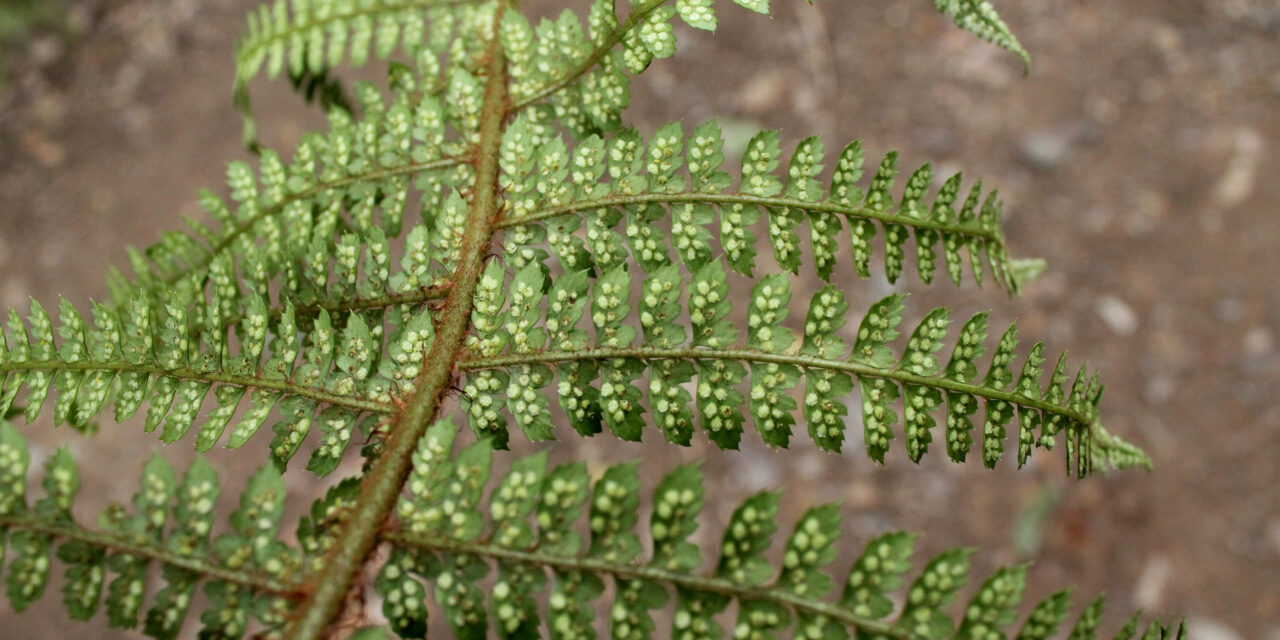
[282,13,509,640]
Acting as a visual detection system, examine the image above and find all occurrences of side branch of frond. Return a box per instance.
[0,514,305,599]
[384,530,911,640]
[496,192,1005,246]
[509,0,666,111]
[0,361,393,414]
[152,156,467,289]
[457,347,1091,426]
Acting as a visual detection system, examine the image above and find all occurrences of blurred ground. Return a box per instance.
[1,0,1278,638]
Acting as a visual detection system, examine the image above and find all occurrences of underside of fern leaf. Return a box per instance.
[0,421,1179,639]
[0,114,1148,475]
[0,0,1163,638]
[0,423,304,638]
[933,0,1030,71]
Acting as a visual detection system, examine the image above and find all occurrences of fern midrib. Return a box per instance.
[458,346,1092,425]
[146,156,464,291]
[497,192,1004,246]
[0,513,305,600]
[383,530,914,640]
[0,360,393,414]
[281,8,511,638]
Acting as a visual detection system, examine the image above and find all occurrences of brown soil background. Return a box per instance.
[1,0,1278,638]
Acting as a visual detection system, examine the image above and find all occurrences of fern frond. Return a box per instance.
[119,72,483,307]
[0,423,306,637]
[503,0,662,136]
[932,0,1031,70]
[505,0,789,137]
[376,418,1179,640]
[232,0,493,147]
[0,1,1167,637]
[508,0,1031,139]
[0,290,442,473]
[496,117,1039,292]
[455,259,1147,473]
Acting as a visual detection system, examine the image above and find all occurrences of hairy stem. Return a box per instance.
[281,9,511,639]
[384,529,913,640]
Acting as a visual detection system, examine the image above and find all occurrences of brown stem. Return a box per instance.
[279,6,511,639]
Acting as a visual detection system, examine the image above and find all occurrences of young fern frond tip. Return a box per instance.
[933,0,1031,71]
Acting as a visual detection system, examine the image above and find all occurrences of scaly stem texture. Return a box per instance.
[281,10,510,640]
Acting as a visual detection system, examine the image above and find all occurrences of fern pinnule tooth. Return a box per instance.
[21,299,55,424]
[714,490,781,587]
[1017,588,1075,639]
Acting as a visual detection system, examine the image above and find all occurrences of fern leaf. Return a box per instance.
[1016,589,1072,639]
[233,0,492,147]
[2,1,1164,637]
[382,419,1177,640]
[0,424,306,637]
[0,292,444,472]
[455,256,1145,473]
[932,0,1031,71]
[509,0,792,136]
[498,119,1029,292]
[117,82,472,310]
